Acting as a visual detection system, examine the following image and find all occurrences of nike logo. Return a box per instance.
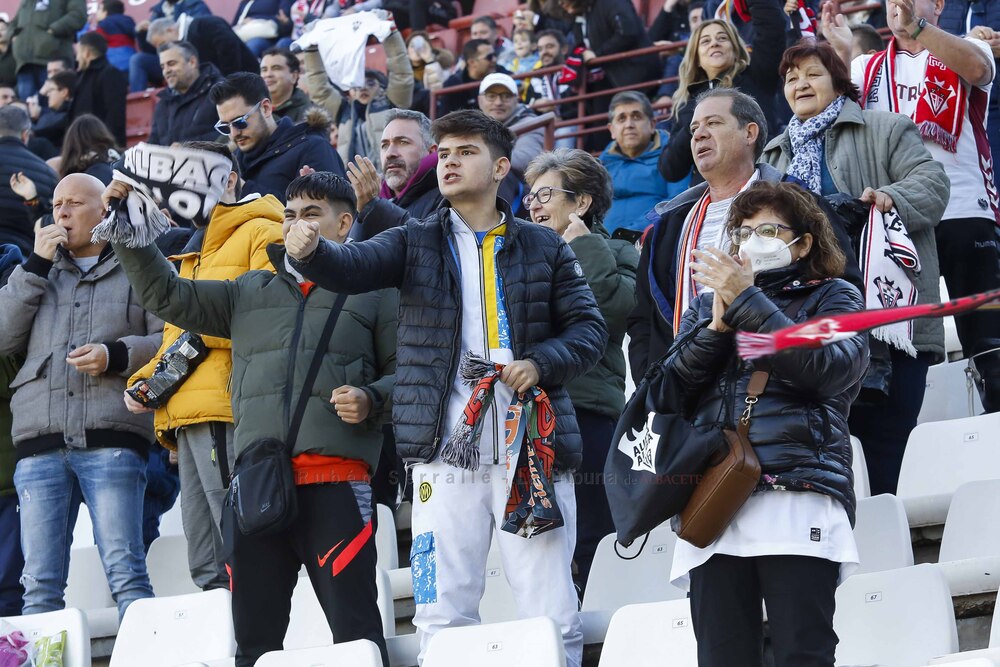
[316,539,345,568]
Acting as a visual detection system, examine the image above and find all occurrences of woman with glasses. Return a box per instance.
[762,40,949,497]
[651,180,867,667]
[523,148,639,590]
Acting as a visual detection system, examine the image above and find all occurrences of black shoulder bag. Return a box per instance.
[226,292,349,537]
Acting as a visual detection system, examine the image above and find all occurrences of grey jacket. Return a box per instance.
[505,104,547,177]
[762,100,950,362]
[0,249,162,448]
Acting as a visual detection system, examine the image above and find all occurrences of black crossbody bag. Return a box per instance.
[225,292,349,537]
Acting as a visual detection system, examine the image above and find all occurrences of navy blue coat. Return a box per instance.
[237,116,345,200]
[148,63,224,146]
[291,198,609,471]
[0,138,57,255]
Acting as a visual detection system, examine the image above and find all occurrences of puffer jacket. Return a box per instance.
[237,112,345,200]
[10,0,87,70]
[762,99,950,362]
[0,246,163,454]
[303,29,414,170]
[565,220,637,419]
[290,198,609,472]
[116,242,398,471]
[129,195,284,448]
[148,63,225,146]
[652,265,868,524]
[505,104,546,177]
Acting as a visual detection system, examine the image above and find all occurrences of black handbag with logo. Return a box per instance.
[226,293,348,537]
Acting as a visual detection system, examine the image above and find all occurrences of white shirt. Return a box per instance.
[670,490,859,590]
[690,171,757,297]
[851,38,996,222]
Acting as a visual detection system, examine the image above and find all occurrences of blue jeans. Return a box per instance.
[16,66,47,101]
[244,37,276,58]
[129,52,163,92]
[14,447,153,619]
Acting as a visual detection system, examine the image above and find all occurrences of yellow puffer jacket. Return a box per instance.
[129,195,284,448]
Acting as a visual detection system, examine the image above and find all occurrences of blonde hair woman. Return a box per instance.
[658,0,786,185]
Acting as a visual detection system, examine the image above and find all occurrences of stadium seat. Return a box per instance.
[109,588,236,667]
[598,598,697,667]
[157,500,184,538]
[385,632,421,667]
[918,361,985,424]
[428,29,460,56]
[851,435,871,500]
[896,413,1000,527]
[479,541,518,624]
[580,527,685,642]
[255,639,385,666]
[927,659,1000,667]
[376,503,399,571]
[147,534,201,597]
[853,494,914,576]
[448,0,520,31]
[125,89,159,146]
[285,566,396,650]
[423,616,566,666]
[936,480,1000,596]
[940,279,964,360]
[928,593,1000,663]
[64,545,118,639]
[834,564,959,667]
[0,608,91,667]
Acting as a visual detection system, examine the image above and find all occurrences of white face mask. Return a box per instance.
[738,234,800,274]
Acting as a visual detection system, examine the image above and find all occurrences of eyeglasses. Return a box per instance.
[477,52,497,62]
[729,222,796,245]
[483,91,517,103]
[523,186,575,208]
[214,100,262,135]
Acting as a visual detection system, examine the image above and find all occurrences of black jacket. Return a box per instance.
[291,198,609,471]
[651,265,868,524]
[658,0,786,184]
[573,0,659,89]
[627,164,864,382]
[33,106,69,150]
[437,65,512,117]
[185,16,259,78]
[237,116,345,200]
[71,56,128,146]
[0,138,57,255]
[148,63,224,146]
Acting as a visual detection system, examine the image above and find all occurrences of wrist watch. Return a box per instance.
[911,17,928,39]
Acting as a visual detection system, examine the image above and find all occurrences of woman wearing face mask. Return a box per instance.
[651,180,867,667]
[762,40,948,496]
[659,2,786,185]
[523,148,639,590]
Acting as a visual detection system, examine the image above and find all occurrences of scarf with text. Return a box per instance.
[860,205,920,356]
[861,39,966,153]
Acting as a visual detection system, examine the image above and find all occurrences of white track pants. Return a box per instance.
[410,460,583,667]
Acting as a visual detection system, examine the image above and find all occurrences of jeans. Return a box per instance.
[244,37,276,58]
[16,66,47,101]
[129,52,163,93]
[14,447,153,619]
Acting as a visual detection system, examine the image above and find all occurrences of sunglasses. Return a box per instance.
[214,100,262,136]
[478,52,497,62]
[729,222,796,245]
[523,186,574,209]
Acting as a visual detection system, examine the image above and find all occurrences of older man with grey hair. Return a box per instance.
[0,106,57,255]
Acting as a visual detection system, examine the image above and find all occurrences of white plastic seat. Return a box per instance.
[896,413,1000,527]
[929,650,1000,665]
[834,564,958,667]
[109,588,236,667]
[423,616,565,666]
[256,639,385,666]
[479,540,518,624]
[285,567,395,650]
[940,279,963,361]
[936,480,1000,596]
[64,544,118,639]
[918,361,985,424]
[597,599,697,667]
[156,500,184,538]
[853,494,914,576]
[376,503,399,571]
[0,608,91,667]
[385,632,421,667]
[851,435,871,500]
[146,534,201,597]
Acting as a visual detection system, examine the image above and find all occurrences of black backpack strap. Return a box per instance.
[286,292,349,451]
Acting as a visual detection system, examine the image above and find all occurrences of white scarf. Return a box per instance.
[859,205,920,356]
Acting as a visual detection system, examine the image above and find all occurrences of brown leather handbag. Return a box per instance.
[674,369,769,548]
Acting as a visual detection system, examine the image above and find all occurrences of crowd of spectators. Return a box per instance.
[0,0,997,665]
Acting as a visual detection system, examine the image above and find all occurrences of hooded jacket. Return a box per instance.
[129,195,284,448]
[600,129,686,234]
[302,30,414,170]
[651,265,868,524]
[148,62,225,146]
[10,0,87,71]
[115,241,398,471]
[0,245,162,456]
[290,197,609,472]
[237,113,345,200]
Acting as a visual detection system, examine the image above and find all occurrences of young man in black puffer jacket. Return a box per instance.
[285,110,608,667]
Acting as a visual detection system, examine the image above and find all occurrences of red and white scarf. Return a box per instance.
[861,39,967,153]
[859,205,920,356]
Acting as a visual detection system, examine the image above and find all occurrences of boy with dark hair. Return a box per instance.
[209,72,344,199]
[95,0,138,73]
[107,170,397,667]
[285,109,608,667]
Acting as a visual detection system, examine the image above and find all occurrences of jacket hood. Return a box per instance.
[602,128,667,163]
[590,219,611,239]
[303,105,332,131]
[172,194,284,259]
[380,151,438,202]
[0,244,23,280]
